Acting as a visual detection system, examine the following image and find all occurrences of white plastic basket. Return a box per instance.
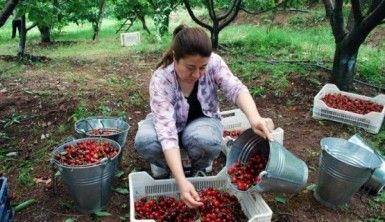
[220,109,284,155]
[120,32,141,47]
[312,84,385,134]
[220,109,251,131]
[129,168,273,222]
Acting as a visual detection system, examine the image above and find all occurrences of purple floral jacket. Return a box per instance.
[149,53,249,150]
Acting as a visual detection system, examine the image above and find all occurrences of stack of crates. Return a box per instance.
[0,177,13,222]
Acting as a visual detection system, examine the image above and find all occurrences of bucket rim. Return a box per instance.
[51,137,121,169]
[74,116,130,134]
[320,137,382,169]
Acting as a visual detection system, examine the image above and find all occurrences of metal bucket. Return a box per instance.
[226,128,308,193]
[348,134,385,194]
[74,116,130,162]
[314,137,382,209]
[52,138,121,213]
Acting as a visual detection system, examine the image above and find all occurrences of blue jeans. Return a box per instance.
[134,115,223,171]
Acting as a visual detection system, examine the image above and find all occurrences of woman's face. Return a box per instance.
[174,55,209,84]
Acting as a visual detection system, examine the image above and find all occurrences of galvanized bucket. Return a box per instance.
[74,116,129,162]
[226,128,308,193]
[314,137,382,209]
[52,138,121,213]
[348,134,385,194]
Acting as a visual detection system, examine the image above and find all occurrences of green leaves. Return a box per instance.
[274,195,288,204]
[14,199,36,212]
[113,187,129,194]
[306,183,317,192]
[93,211,112,217]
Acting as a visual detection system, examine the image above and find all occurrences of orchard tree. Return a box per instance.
[183,0,304,49]
[150,0,179,38]
[323,0,385,91]
[0,0,19,28]
[65,0,108,40]
[182,0,242,49]
[112,0,152,34]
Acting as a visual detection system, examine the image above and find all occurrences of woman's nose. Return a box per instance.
[192,69,201,78]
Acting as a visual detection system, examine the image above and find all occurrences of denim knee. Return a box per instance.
[181,117,223,160]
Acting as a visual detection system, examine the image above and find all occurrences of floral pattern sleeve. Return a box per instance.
[149,70,179,151]
[210,53,249,104]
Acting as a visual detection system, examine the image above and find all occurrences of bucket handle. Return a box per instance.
[259,170,268,179]
[321,144,330,153]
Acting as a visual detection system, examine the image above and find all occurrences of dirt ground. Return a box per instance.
[1,11,385,222]
[1,49,384,222]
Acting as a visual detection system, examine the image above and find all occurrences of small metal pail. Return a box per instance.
[314,137,382,209]
[226,128,308,193]
[348,134,385,194]
[74,116,129,162]
[52,138,121,213]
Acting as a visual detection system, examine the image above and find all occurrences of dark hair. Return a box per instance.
[156,25,212,68]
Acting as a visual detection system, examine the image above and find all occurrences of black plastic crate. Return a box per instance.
[0,177,13,222]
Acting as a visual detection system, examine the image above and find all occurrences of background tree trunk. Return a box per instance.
[17,14,26,59]
[38,25,51,43]
[0,0,19,28]
[332,44,359,91]
[138,15,150,34]
[92,0,107,41]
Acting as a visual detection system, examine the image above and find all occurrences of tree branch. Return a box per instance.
[217,0,238,21]
[182,0,211,30]
[351,0,363,24]
[323,0,346,42]
[0,0,19,28]
[333,0,346,41]
[26,23,37,31]
[359,0,385,36]
[219,0,242,31]
[322,0,334,17]
[207,0,216,20]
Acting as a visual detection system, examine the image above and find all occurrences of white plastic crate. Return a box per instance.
[120,32,141,47]
[129,168,272,222]
[312,84,385,134]
[220,109,284,155]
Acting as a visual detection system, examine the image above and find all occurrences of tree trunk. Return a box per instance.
[0,0,19,28]
[159,13,170,36]
[92,0,107,41]
[38,25,51,43]
[17,14,26,59]
[331,43,359,91]
[211,23,219,49]
[138,15,150,34]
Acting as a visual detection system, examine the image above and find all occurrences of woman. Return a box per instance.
[135,25,274,208]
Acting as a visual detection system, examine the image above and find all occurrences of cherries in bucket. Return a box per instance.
[54,139,119,166]
[227,153,268,191]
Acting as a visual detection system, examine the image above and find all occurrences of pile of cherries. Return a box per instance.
[54,140,118,166]
[134,188,246,222]
[86,128,120,136]
[223,129,242,139]
[322,93,383,115]
[227,153,268,191]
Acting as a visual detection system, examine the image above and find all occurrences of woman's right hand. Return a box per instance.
[177,178,203,208]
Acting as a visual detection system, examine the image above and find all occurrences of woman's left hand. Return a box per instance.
[249,117,274,141]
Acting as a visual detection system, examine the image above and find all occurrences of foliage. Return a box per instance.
[242,0,305,12]
[71,102,92,122]
[0,112,26,128]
